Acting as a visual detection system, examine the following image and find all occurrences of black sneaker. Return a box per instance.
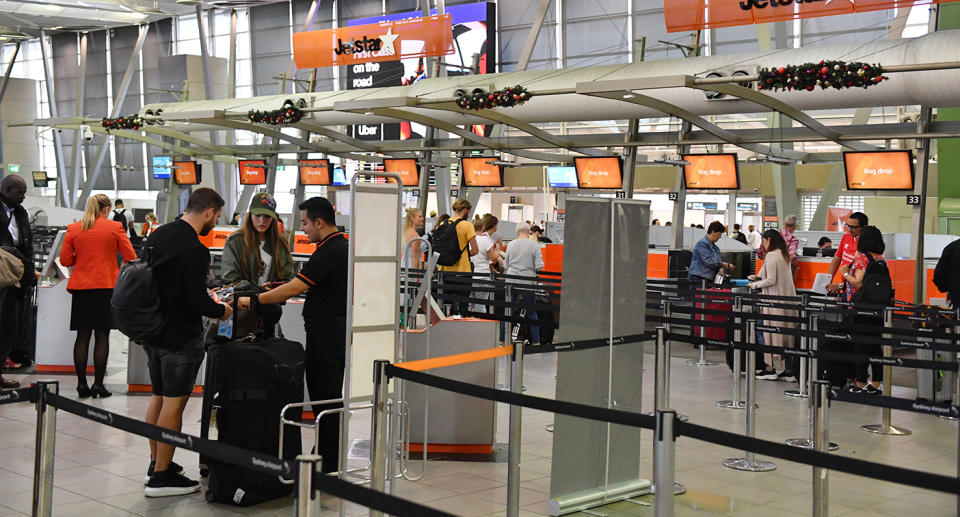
[144,470,200,497]
[864,384,882,395]
[776,371,797,382]
[848,384,865,394]
[756,369,778,380]
[144,460,184,483]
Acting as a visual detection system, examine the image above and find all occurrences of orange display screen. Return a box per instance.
[682,154,740,190]
[383,158,419,186]
[292,14,455,69]
[173,161,200,185]
[238,160,267,185]
[298,159,332,185]
[461,158,503,187]
[843,151,914,190]
[574,157,623,189]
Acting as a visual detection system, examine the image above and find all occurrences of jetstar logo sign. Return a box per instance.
[739,0,831,10]
[293,15,453,69]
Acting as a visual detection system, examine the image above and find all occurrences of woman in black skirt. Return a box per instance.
[60,194,137,398]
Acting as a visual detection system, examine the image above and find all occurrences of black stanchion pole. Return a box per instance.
[295,454,322,517]
[32,380,58,517]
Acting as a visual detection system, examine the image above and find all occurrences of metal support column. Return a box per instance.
[196,5,227,213]
[516,0,552,72]
[32,380,58,517]
[911,106,933,305]
[0,41,21,105]
[507,339,524,517]
[225,9,238,219]
[670,122,692,248]
[39,31,69,207]
[79,24,149,209]
[70,33,89,209]
[295,454,323,517]
[863,308,912,435]
[622,119,639,198]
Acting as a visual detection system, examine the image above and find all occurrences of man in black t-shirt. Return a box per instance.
[238,196,347,473]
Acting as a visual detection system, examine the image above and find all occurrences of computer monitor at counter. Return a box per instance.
[802,247,836,258]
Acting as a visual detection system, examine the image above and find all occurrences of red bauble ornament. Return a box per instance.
[778,67,786,74]
[806,85,814,91]
[820,66,829,74]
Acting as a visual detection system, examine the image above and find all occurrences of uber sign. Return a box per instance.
[702,67,756,100]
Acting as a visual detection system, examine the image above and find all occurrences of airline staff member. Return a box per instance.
[826,212,867,295]
[238,196,346,474]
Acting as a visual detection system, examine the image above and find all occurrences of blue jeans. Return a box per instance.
[515,291,540,344]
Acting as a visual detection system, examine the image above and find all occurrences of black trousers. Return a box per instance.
[0,287,23,369]
[854,315,883,384]
[305,324,346,474]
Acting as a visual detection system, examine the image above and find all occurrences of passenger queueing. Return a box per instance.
[505,222,545,346]
[471,214,501,314]
[60,194,137,399]
[220,193,294,285]
[238,197,347,474]
[688,221,735,286]
[757,214,800,278]
[747,229,798,381]
[0,174,33,389]
[933,234,960,309]
[402,208,424,270]
[437,199,479,316]
[843,225,889,395]
[143,188,233,497]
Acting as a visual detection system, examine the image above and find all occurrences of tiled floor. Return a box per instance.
[0,334,956,516]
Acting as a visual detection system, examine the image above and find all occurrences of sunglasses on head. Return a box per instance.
[844,223,860,229]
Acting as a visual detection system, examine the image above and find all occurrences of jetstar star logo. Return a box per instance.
[334,36,383,56]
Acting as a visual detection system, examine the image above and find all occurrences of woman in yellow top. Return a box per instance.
[438,199,478,315]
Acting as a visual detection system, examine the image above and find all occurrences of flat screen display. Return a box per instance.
[461,157,503,187]
[843,150,914,190]
[238,160,267,185]
[152,155,172,179]
[332,167,348,186]
[682,153,740,190]
[383,158,420,186]
[32,171,48,188]
[547,166,577,188]
[173,161,200,185]
[574,156,623,189]
[298,159,332,185]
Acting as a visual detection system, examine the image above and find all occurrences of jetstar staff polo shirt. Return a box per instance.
[296,232,348,329]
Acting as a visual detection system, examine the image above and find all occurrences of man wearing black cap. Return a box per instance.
[238,196,346,473]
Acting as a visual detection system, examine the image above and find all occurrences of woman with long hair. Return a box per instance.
[844,226,888,394]
[402,208,424,269]
[221,193,294,285]
[471,214,501,313]
[60,194,137,398]
[748,229,798,381]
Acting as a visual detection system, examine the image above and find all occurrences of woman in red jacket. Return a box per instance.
[60,194,137,398]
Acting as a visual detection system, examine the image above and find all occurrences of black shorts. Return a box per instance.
[143,342,204,397]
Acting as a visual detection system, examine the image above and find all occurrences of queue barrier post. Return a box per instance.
[723,320,776,472]
[295,454,323,517]
[369,360,390,517]
[811,381,830,517]
[660,303,689,422]
[785,294,810,399]
[862,307,912,436]
[506,338,524,517]
[32,380,58,517]
[652,327,686,496]
[653,409,677,517]
[786,316,839,451]
[687,279,718,367]
[717,296,746,410]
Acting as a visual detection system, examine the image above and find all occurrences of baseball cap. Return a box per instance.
[249,192,278,219]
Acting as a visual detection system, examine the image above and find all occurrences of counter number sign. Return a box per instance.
[667,192,679,201]
[906,194,921,206]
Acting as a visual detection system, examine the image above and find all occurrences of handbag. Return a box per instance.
[0,246,24,290]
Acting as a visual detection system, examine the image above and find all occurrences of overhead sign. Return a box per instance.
[292,14,455,69]
[906,194,922,206]
[573,156,623,189]
[663,0,947,32]
[7,164,20,173]
[843,150,914,191]
[737,202,759,211]
[461,157,503,187]
[238,160,267,186]
[686,201,719,210]
[173,161,200,185]
[682,153,740,190]
[298,159,332,186]
[383,158,420,186]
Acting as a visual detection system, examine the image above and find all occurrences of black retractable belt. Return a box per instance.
[0,386,35,406]
[828,389,960,418]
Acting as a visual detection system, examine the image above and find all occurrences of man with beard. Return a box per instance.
[142,188,232,497]
[0,174,34,388]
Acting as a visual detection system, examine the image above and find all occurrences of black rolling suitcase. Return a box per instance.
[202,336,305,506]
[536,294,557,346]
[9,285,37,366]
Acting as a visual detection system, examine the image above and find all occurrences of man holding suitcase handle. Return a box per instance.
[238,196,348,474]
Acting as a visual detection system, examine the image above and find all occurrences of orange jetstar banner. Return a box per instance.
[843,150,914,191]
[682,154,740,190]
[665,0,941,32]
[292,14,455,69]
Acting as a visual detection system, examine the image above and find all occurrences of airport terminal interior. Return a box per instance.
[1,0,960,516]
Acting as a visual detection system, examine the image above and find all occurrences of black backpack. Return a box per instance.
[851,255,893,306]
[112,209,128,231]
[429,218,468,266]
[111,247,184,342]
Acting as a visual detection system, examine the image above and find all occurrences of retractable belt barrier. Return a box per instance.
[0,386,36,406]
[23,387,458,517]
[828,388,960,418]
[385,364,960,496]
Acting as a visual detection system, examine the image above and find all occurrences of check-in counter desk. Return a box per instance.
[404,318,498,454]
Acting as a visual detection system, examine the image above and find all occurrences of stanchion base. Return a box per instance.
[715,400,754,409]
[939,415,958,421]
[784,439,839,451]
[650,483,687,496]
[685,359,719,366]
[784,389,808,398]
[722,458,776,472]
[861,424,912,435]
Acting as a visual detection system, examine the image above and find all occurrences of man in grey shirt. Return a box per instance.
[505,223,545,344]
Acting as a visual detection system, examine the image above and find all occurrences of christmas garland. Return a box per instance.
[248,99,306,125]
[101,115,145,130]
[455,85,532,111]
[757,60,887,92]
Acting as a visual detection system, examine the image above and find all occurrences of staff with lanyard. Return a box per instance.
[238,197,347,474]
[826,212,867,300]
